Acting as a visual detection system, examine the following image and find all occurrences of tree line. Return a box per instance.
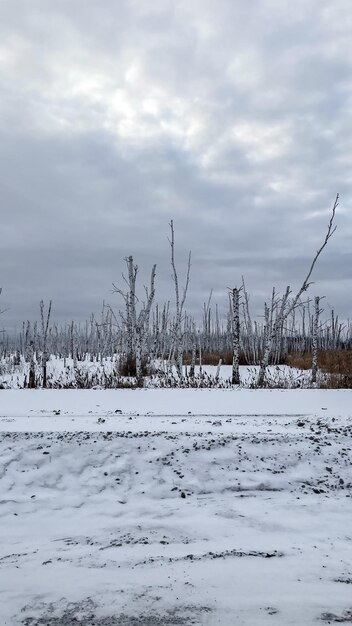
[1,195,349,388]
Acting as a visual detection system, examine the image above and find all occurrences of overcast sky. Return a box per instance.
[0,0,351,331]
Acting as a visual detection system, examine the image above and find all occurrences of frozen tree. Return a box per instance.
[70,321,78,369]
[242,277,257,364]
[135,264,156,384]
[28,340,36,388]
[168,220,191,378]
[231,287,240,385]
[257,194,338,387]
[113,256,137,375]
[203,290,213,354]
[114,256,156,383]
[189,322,197,378]
[40,300,52,388]
[311,296,321,384]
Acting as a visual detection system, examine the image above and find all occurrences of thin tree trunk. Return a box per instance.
[232,288,240,385]
[311,296,320,384]
[28,341,36,388]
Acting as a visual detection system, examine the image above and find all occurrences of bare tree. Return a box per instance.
[114,256,156,383]
[311,296,321,384]
[28,340,36,389]
[168,220,191,378]
[113,256,138,376]
[189,322,197,378]
[40,300,52,388]
[135,264,156,384]
[257,194,338,387]
[231,287,240,385]
[242,277,257,364]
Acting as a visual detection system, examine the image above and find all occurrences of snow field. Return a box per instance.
[1,389,352,624]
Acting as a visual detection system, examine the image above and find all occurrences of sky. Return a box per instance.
[0,0,351,331]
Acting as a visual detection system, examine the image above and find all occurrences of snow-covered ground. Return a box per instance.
[1,389,352,625]
[0,358,313,389]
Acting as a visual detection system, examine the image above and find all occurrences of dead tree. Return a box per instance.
[203,290,213,354]
[168,220,191,378]
[28,340,36,388]
[113,256,156,382]
[113,256,138,375]
[242,276,257,364]
[125,256,137,370]
[40,300,52,388]
[135,264,156,384]
[231,287,240,385]
[70,321,78,369]
[311,296,321,384]
[215,358,222,382]
[189,322,197,378]
[257,194,338,387]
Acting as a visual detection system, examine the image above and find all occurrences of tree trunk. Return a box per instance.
[311,296,320,384]
[232,288,240,385]
[135,327,143,386]
[28,341,36,388]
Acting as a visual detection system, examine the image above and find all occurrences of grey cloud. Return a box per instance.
[0,0,351,332]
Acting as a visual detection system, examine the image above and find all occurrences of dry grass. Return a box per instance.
[287,349,352,388]
[286,352,312,370]
[287,349,352,374]
[319,349,352,376]
[184,349,352,388]
[183,351,248,366]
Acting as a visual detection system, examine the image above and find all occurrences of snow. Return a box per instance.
[1,388,352,625]
[1,387,352,423]
[0,358,314,390]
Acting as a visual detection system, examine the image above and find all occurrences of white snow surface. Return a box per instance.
[1,389,352,625]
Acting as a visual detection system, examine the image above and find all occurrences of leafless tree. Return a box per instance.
[257,194,338,387]
[311,296,321,384]
[231,287,240,385]
[114,255,156,383]
[40,299,52,388]
[241,277,257,364]
[135,264,156,384]
[168,220,191,378]
[28,340,36,388]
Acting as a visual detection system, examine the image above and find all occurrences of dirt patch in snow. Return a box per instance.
[320,609,352,622]
[21,598,212,625]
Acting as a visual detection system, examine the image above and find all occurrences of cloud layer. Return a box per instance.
[0,0,351,329]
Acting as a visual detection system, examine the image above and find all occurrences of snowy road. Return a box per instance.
[1,390,352,624]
